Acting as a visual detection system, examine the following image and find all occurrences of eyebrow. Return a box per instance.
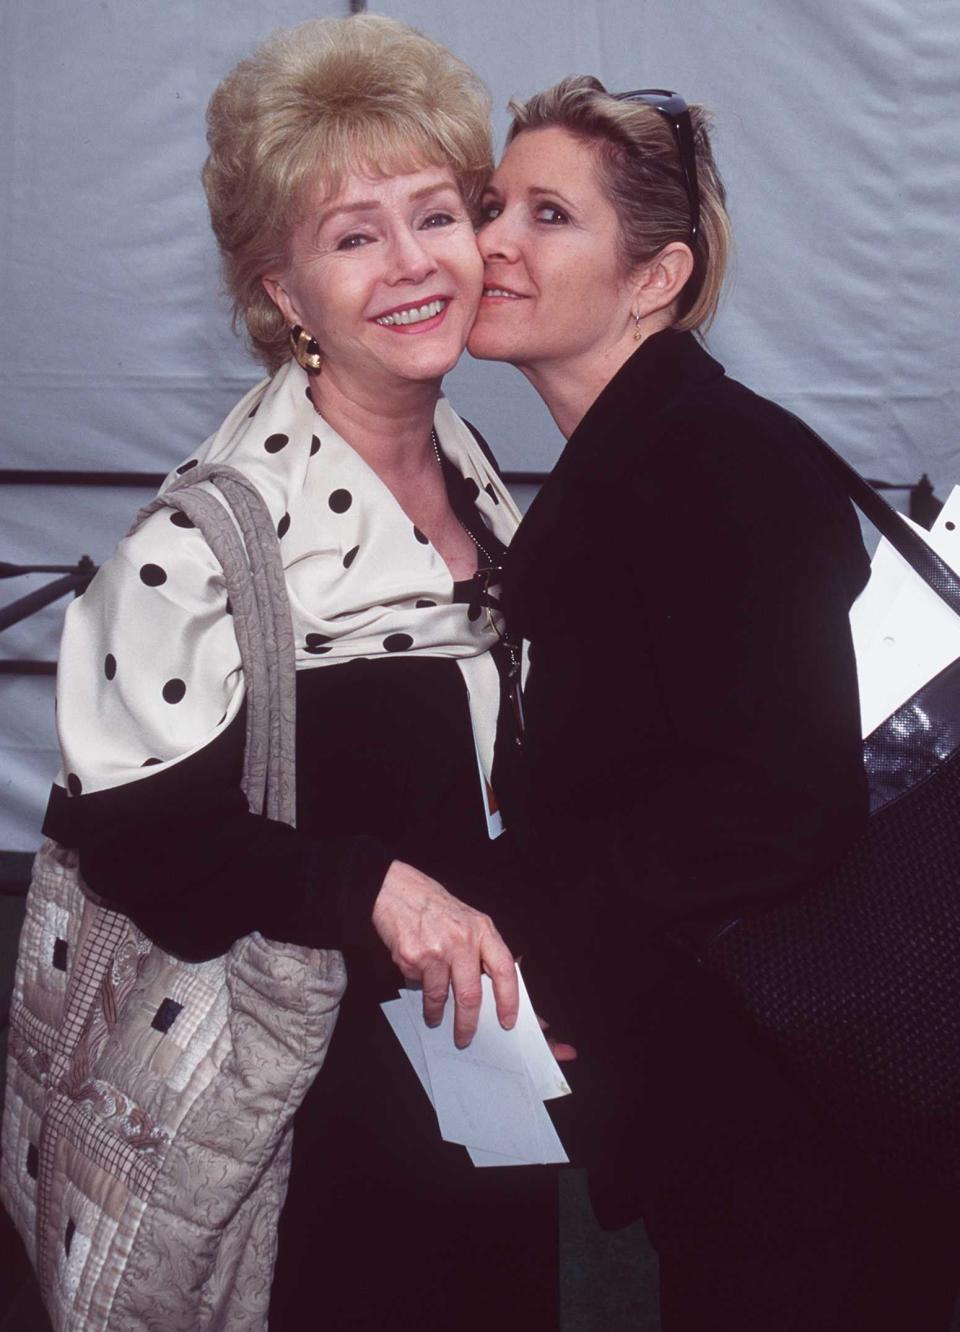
[315,178,460,230]
[483,183,578,210]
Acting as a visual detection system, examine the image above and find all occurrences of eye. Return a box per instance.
[420,211,456,229]
[534,204,569,225]
[476,200,502,227]
[336,232,372,251]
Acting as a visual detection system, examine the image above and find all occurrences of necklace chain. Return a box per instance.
[431,429,495,567]
[432,432,524,744]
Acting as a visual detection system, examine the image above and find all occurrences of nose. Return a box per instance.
[386,226,437,285]
[477,211,518,263]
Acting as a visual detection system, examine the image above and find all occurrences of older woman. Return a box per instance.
[42,18,557,1330]
[469,78,959,1330]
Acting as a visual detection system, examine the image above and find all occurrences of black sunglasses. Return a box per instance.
[614,89,700,245]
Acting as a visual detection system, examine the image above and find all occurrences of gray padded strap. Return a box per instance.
[136,465,297,828]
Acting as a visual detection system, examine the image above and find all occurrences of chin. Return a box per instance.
[467,308,527,364]
[467,332,514,364]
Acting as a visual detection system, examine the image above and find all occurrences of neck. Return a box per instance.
[518,312,674,440]
[519,342,633,439]
[308,363,441,476]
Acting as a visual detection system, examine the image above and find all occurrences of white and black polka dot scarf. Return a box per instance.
[55,359,521,799]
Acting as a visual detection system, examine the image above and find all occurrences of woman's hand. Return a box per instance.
[372,859,519,1049]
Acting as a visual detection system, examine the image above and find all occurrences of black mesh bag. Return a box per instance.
[695,430,960,1193]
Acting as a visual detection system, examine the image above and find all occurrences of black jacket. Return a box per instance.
[505,328,870,1058]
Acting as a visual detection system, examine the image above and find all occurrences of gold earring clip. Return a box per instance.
[290,325,322,372]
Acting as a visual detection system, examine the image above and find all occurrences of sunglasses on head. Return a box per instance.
[613,89,700,245]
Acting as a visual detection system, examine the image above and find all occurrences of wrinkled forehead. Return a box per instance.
[295,131,465,217]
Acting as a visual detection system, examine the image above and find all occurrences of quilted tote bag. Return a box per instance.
[692,431,960,1194]
[1,465,346,1330]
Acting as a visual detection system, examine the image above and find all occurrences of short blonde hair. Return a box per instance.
[203,15,493,372]
[507,76,730,332]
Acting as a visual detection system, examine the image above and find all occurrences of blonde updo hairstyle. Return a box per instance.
[203,15,493,372]
[507,76,730,331]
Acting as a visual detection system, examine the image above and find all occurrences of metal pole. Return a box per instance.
[0,573,88,633]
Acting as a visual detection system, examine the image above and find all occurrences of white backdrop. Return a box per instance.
[2,0,958,848]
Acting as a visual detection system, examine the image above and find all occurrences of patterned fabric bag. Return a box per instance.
[1,466,346,1330]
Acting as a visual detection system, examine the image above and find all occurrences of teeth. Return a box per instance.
[484,288,520,298]
[375,299,446,327]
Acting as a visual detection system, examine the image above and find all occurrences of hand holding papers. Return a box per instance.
[382,967,571,1168]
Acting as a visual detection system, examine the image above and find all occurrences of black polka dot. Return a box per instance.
[218,712,227,725]
[225,598,233,616]
[139,563,167,587]
[248,403,259,418]
[463,477,480,503]
[383,633,413,653]
[310,435,321,456]
[416,599,436,608]
[277,513,290,539]
[485,483,500,505]
[176,459,198,475]
[343,545,359,569]
[142,757,161,767]
[305,633,332,655]
[305,385,313,402]
[67,773,82,797]
[264,433,289,454]
[468,604,482,622]
[413,526,429,544]
[947,521,957,532]
[329,489,352,513]
[162,678,186,704]
[104,653,116,680]
[170,510,195,529]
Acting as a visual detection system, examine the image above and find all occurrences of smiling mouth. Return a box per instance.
[373,298,447,327]
[482,288,524,299]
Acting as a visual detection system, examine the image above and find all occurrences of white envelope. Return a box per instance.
[382,967,569,1167]
[850,485,960,737]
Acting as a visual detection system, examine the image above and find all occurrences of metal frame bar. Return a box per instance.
[0,466,943,677]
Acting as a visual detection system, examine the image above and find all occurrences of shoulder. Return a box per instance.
[101,501,225,609]
[618,376,868,594]
[629,374,851,529]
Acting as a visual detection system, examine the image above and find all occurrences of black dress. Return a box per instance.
[45,471,559,1330]
[502,329,959,1330]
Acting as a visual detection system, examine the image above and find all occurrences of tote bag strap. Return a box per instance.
[792,413,960,619]
[136,465,297,827]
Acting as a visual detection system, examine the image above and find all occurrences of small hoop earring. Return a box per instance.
[633,312,643,343]
[289,325,322,373]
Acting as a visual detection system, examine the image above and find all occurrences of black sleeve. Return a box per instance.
[616,402,870,929]
[43,709,394,961]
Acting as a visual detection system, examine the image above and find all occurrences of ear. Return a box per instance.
[261,273,301,329]
[631,242,695,320]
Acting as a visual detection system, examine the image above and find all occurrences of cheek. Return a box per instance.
[455,238,484,296]
[309,272,369,346]
[558,248,626,317]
